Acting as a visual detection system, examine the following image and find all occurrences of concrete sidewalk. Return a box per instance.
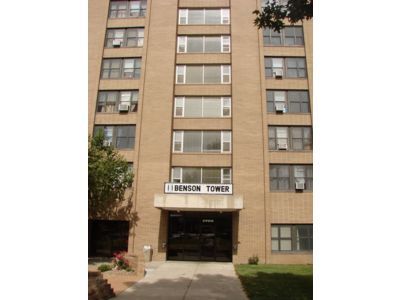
[111,261,248,300]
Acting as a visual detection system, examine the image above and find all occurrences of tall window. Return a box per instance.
[268,126,312,150]
[105,28,144,48]
[271,225,312,252]
[270,165,313,191]
[263,26,304,46]
[173,131,231,153]
[176,65,231,84]
[177,36,230,53]
[267,90,310,113]
[97,90,139,113]
[174,97,231,117]
[109,1,147,18]
[265,57,306,78]
[94,125,136,149]
[101,58,141,79]
[171,167,232,184]
[178,9,230,25]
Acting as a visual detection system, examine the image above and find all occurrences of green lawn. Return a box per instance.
[235,264,313,300]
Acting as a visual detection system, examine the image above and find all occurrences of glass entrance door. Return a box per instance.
[167,212,232,262]
[200,224,215,261]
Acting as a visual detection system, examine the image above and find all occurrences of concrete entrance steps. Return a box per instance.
[144,261,165,276]
[89,271,116,300]
[111,261,248,300]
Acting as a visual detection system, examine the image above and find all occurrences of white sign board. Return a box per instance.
[164,183,233,195]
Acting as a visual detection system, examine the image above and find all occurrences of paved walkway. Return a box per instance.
[111,261,248,300]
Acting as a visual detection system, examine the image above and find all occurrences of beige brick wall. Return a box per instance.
[88,0,109,133]
[231,0,267,264]
[89,0,313,264]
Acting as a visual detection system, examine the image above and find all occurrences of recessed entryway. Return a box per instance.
[167,212,232,262]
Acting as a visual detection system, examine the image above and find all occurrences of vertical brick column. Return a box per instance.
[230,0,267,263]
[133,0,178,260]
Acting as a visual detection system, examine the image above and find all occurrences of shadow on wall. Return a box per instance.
[88,189,141,257]
[117,273,249,300]
[157,210,168,254]
[89,189,140,223]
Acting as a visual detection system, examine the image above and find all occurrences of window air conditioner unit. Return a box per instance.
[275,103,286,113]
[277,143,288,150]
[118,104,130,112]
[112,39,122,47]
[295,181,305,190]
[103,140,112,147]
[273,69,283,79]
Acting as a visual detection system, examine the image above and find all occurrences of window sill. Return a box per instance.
[264,45,305,48]
[100,77,141,80]
[178,24,230,26]
[265,77,308,80]
[105,46,144,49]
[175,83,231,85]
[271,251,312,254]
[266,112,311,115]
[177,52,231,54]
[108,17,146,20]
[173,152,231,155]
[268,149,313,152]
[269,190,313,193]
[96,112,138,114]
[174,116,231,119]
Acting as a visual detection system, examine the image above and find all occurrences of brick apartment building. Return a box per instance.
[88,0,313,264]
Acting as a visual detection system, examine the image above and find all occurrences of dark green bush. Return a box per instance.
[97,264,112,272]
[248,255,259,265]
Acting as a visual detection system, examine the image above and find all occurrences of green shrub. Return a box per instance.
[248,255,259,265]
[97,264,112,272]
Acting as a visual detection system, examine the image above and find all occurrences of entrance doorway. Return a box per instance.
[167,212,232,262]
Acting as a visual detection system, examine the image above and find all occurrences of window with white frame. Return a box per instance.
[173,131,231,153]
[177,36,230,53]
[97,90,139,113]
[178,9,230,25]
[265,57,306,78]
[171,167,232,184]
[271,224,312,252]
[174,97,231,118]
[105,28,144,48]
[175,65,231,84]
[268,126,312,150]
[267,90,310,113]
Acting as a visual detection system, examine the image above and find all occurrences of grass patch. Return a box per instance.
[235,264,312,300]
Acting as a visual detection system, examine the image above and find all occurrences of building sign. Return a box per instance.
[164,183,233,195]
